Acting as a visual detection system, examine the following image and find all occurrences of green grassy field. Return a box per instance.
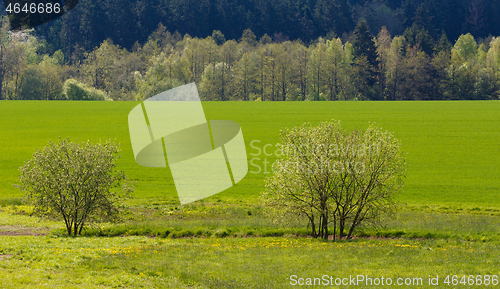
[1,101,499,207]
[1,234,499,288]
[1,100,500,288]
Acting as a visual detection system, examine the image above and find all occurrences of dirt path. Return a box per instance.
[0,225,49,236]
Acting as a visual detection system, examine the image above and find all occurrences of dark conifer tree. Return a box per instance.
[313,0,354,39]
[413,2,436,38]
[402,24,435,56]
[468,0,488,37]
[435,31,452,54]
[352,20,379,99]
[353,20,379,69]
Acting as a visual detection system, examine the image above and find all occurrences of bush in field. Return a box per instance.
[63,79,110,101]
[261,121,406,240]
[16,138,133,236]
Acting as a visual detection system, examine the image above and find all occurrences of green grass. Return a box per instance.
[1,100,500,287]
[1,204,500,288]
[1,234,499,288]
[49,204,500,242]
[1,100,500,207]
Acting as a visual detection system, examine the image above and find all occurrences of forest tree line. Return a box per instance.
[1,19,500,101]
[7,0,496,55]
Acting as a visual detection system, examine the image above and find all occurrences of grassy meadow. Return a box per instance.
[2,100,500,206]
[1,100,500,287]
[1,234,500,288]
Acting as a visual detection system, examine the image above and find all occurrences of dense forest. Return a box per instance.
[0,0,499,101]
[18,0,500,53]
[0,0,496,54]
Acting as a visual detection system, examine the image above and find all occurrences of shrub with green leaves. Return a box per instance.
[261,121,406,240]
[63,79,110,101]
[16,138,133,236]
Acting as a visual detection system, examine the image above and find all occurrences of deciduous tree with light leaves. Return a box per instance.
[261,121,406,240]
[16,138,133,236]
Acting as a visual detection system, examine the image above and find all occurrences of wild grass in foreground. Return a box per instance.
[0,235,499,288]
[73,208,500,242]
[5,202,500,242]
[1,203,500,288]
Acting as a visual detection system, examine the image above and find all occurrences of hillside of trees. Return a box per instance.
[1,16,500,101]
[1,0,499,101]
[3,0,493,55]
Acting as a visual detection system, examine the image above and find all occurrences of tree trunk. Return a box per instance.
[318,215,323,237]
[220,65,225,101]
[14,72,19,99]
[308,215,316,237]
[347,223,356,239]
[322,213,328,240]
[73,211,78,236]
[282,74,286,101]
[339,215,345,239]
[65,221,72,236]
[316,64,320,96]
[392,67,398,101]
[332,216,337,241]
[300,50,307,101]
[78,222,84,235]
